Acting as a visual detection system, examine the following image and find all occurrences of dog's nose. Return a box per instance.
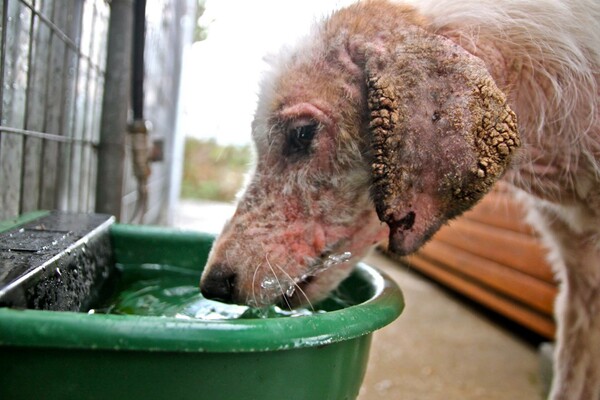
[200,264,236,303]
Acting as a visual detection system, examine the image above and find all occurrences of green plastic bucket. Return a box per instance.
[0,222,404,400]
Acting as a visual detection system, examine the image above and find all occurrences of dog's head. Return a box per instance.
[200,2,519,307]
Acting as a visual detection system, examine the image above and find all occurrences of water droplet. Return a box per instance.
[285,285,296,297]
[325,251,352,267]
[307,251,353,276]
[260,277,278,289]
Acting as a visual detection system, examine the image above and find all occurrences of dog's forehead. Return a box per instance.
[253,59,369,158]
[250,2,429,154]
[273,63,354,115]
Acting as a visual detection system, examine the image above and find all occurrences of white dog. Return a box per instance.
[201,1,600,398]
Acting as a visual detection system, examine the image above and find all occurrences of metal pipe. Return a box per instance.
[95,0,134,219]
[128,0,150,223]
[131,0,146,121]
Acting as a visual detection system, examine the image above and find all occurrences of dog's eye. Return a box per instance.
[285,122,318,156]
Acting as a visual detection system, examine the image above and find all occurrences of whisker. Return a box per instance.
[265,254,292,310]
[273,262,315,313]
[251,261,261,308]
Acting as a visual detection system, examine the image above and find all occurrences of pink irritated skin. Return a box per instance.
[207,186,387,307]
[201,20,394,307]
[200,3,469,308]
[203,99,390,306]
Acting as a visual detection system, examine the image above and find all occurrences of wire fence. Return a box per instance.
[0,0,110,221]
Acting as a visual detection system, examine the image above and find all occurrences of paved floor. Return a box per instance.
[358,251,542,400]
[173,199,544,400]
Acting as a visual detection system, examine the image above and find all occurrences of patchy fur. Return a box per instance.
[200,1,600,398]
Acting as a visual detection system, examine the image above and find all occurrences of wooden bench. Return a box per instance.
[394,182,558,339]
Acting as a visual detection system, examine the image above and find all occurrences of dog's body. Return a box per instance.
[201,1,600,398]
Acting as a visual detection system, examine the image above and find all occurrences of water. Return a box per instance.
[258,251,354,308]
[93,263,354,320]
[313,251,353,274]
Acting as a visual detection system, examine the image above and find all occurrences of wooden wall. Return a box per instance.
[399,182,557,339]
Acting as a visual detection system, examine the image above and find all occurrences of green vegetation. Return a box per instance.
[180,137,252,202]
[194,0,209,42]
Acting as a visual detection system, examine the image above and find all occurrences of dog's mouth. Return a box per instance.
[278,274,316,309]
[275,247,353,309]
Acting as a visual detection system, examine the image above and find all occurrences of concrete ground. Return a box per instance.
[173,200,544,400]
[358,251,542,400]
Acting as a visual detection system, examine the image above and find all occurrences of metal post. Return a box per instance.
[95,0,134,219]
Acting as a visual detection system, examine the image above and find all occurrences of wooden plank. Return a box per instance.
[416,240,556,315]
[72,57,89,212]
[405,254,556,339]
[21,6,52,213]
[0,132,23,220]
[78,0,100,213]
[462,190,534,234]
[39,2,65,210]
[85,151,98,211]
[88,1,107,213]
[79,65,97,213]
[434,217,554,283]
[0,2,32,220]
[53,0,81,211]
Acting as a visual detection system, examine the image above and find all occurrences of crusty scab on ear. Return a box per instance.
[368,74,401,213]
[470,77,519,189]
[366,30,520,256]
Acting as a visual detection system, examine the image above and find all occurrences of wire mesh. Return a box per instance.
[0,0,109,221]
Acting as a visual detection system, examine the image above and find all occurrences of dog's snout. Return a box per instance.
[200,265,236,303]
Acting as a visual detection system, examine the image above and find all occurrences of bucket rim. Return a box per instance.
[0,262,403,353]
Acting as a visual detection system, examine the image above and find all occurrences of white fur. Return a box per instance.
[415,1,600,398]
[416,0,600,185]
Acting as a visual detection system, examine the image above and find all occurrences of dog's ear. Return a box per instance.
[366,32,519,255]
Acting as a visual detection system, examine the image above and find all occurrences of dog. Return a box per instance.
[200,1,600,398]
